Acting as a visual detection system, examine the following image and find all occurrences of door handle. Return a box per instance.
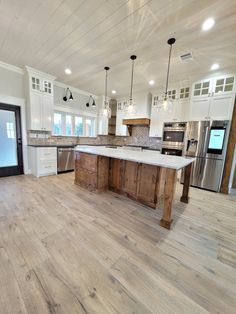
[17,139,22,145]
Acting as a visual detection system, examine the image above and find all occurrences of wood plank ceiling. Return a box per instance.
[0,0,236,97]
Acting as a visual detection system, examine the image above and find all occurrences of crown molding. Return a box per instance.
[0,61,24,74]
[25,66,56,80]
[54,80,98,99]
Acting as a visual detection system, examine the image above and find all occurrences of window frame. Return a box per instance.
[52,111,97,137]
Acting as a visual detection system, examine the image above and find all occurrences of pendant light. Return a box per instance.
[126,55,137,115]
[157,38,176,112]
[101,66,111,118]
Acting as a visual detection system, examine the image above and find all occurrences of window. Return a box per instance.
[85,118,95,137]
[53,111,96,137]
[53,112,62,135]
[66,115,72,136]
[75,116,83,136]
[6,122,15,139]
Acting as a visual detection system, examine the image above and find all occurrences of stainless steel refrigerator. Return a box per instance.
[182,120,230,191]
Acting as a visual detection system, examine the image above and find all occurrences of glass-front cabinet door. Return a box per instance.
[213,75,235,95]
[192,80,211,97]
[43,80,52,94]
[31,76,41,92]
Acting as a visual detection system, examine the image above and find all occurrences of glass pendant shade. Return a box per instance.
[101,66,111,118]
[157,96,173,112]
[158,38,176,112]
[126,55,137,116]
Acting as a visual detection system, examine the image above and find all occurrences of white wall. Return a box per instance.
[0,65,25,99]
[54,83,98,117]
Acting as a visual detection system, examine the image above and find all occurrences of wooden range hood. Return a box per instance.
[122,118,150,136]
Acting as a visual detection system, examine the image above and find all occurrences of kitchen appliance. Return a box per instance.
[182,120,230,191]
[161,122,187,156]
[57,146,75,173]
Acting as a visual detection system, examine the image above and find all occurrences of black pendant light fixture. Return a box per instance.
[124,54,137,116]
[102,66,111,118]
[129,55,137,107]
[86,95,96,107]
[63,87,73,101]
[158,37,176,112]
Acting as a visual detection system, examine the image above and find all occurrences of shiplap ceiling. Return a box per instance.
[0,0,236,97]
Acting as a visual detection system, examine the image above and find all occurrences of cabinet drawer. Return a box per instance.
[37,147,57,160]
[38,161,57,176]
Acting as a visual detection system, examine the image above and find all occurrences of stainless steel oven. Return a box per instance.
[161,122,187,156]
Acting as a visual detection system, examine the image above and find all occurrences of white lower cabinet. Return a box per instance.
[29,147,57,177]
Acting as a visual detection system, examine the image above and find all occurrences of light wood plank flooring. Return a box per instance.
[0,173,235,314]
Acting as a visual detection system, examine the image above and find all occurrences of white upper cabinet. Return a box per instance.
[192,79,212,98]
[25,66,56,131]
[116,100,128,136]
[190,74,236,121]
[209,93,235,120]
[189,97,211,120]
[212,75,235,95]
[97,96,109,135]
[149,85,190,137]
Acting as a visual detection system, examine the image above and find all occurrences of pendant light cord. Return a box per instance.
[105,69,108,108]
[164,43,173,99]
[130,59,134,103]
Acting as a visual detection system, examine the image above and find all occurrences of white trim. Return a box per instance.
[54,80,98,99]
[54,104,97,117]
[0,95,29,174]
[25,66,56,81]
[0,61,24,75]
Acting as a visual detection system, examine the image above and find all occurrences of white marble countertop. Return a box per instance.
[75,146,194,170]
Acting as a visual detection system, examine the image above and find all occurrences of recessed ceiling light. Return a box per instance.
[149,80,155,85]
[111,90,116,94]
[211,63,219,70]
[202,18,215,31]
[65,68,72,75]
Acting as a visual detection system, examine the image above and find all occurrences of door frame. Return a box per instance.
[0,95,28,174]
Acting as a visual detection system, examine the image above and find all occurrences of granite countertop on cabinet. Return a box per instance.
[75,145,193,170]
[28,144,76,147]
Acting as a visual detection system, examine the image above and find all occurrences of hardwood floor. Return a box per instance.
[0,173,235,314]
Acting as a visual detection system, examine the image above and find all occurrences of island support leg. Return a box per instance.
[180,163,192,203]
[160,168,177,229]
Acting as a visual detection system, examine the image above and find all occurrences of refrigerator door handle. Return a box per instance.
[203,126,209,155]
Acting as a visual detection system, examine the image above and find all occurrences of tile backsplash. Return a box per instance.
[28,126,161,149]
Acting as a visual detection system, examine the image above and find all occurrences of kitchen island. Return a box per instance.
[74,146,193,229]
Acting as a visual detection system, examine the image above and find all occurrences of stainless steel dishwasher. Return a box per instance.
[57,146,75,173]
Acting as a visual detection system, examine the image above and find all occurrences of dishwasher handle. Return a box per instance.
[58,148,74,152]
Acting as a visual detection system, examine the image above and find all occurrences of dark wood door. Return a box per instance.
[0,103,23,177]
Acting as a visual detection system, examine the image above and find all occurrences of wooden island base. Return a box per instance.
[75,152,191,229]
